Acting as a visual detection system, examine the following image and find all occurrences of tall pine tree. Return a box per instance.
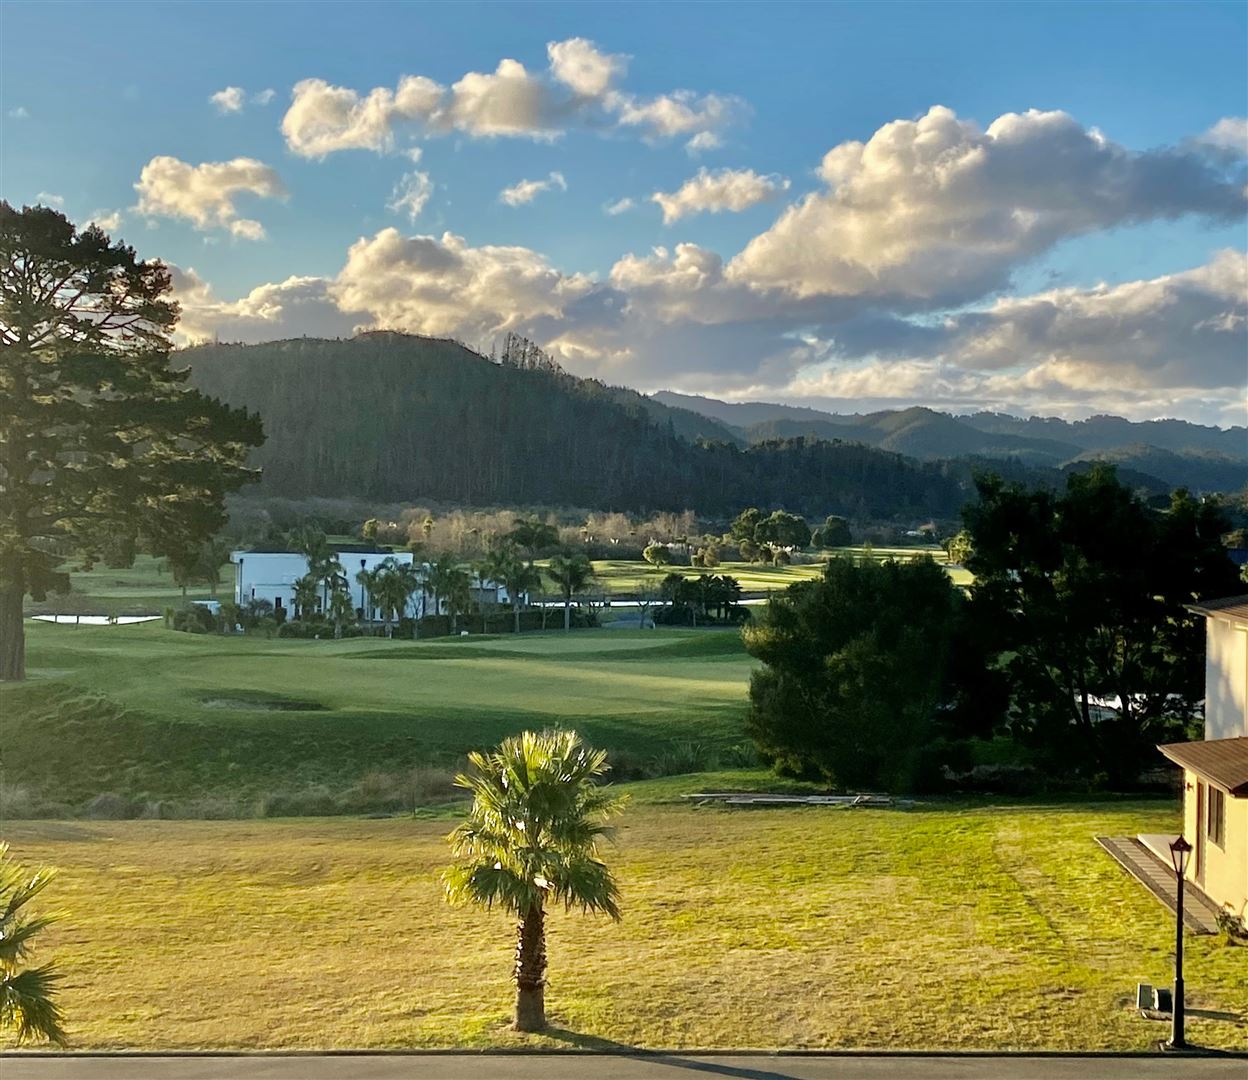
[0,204,263,679]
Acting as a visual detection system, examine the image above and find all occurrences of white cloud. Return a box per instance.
[7,106,29,120]
[609,89,745,144]
[500,171,567,206]
[134,156,286,239]
[685,131,722,155]
[86,209,123,232]
[331,228,595,343]
[1202,116,1248,155]
[210,86,245,113]
[36,192,64,208]
[170,265,357,344]
[729,106,1247,303]
[387,170,434,221]
[652,167,790,224]
[547,37,626,97]
[211,86,276,113]
[281,38,743,157]
[604,197,635,216]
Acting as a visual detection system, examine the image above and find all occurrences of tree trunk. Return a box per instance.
[514,600,521,635]
[513,903,546,1032]
[563,597,571,632]
[0,583,26,682]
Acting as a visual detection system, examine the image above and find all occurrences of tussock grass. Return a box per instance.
[3,800,1243,1051]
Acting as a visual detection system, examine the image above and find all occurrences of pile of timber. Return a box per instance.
[681,792,898,807]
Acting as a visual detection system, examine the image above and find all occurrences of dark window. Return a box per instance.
[275,597,282,608]
[1207,786,1225,848]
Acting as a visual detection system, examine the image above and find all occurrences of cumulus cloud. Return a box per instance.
[210,86,245,113]
[779,251,1248,421]
[387,170,434,221]
[86,209,123,232]
[686,131,723,155]
[169,265,358,344]
[1202,117,1248,153]
[652,167,790,224]
[548,37,627,97]
[281,37,741,156]
[36,192,64,208]
[134,156,286,239]
[500,171,567,206]
[330,228,595,343]
[8,106,30,120]
[604,197,635,215]
[729,106,1247,303]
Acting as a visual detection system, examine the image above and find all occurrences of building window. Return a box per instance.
[1207,786,1225,848]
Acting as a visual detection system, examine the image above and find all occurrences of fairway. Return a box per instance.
[3,799,1244,1051]
[1,622,755,814]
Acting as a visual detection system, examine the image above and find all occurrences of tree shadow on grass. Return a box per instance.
[541,1028,818,1080]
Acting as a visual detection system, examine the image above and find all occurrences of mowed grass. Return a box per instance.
[4,800,1245,1051]
[2,622,754,810]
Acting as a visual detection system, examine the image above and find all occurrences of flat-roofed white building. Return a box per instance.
[231,549,516,621]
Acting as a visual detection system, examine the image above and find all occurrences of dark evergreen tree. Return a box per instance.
[0,204,263,679]
[963,466,1241,783]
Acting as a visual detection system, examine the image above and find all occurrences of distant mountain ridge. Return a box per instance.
[651,392,1246,492]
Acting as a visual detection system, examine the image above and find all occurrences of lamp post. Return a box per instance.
[1167,835,1193,1051]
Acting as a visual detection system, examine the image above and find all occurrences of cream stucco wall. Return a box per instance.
[1183,768,1248,924]
[1205,618,1248,740]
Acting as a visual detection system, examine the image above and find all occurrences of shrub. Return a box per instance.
[172,604,217,634]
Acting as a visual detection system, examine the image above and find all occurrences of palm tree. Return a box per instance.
[444,731,625,1032]
[507,517,559,569]
[355,566,381,632]
[546,551,595,632]
[326,586,355,640]
[370,557,421,639]
[480,547,539,634]
[0,842,66,1045]
[292,573,320,620]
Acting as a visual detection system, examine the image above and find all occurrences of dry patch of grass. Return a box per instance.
[3,801,1245,1051]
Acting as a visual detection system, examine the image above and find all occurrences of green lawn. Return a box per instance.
[4,799,1243,1051]
[2,622,755,814]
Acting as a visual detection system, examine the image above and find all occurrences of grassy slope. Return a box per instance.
[2,622,754,810]
[4,801,1244,1051]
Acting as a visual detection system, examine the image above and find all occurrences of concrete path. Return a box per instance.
[1096,837,1222,933]
[4,1054,1246,1080]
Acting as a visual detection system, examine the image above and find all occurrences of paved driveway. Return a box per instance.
[4,1054,1245,1080]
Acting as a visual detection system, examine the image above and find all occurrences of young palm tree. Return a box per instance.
[326,586,355,640]
[292,573,320,620]
[546,551,595,632]
[480,547,539,634]
[444,731,625,1032]
[0,843,66,1045]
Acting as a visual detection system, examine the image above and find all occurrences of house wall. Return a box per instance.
[231,552,511,621]
[1205,617,1248,740]
[1183,767,1248,924]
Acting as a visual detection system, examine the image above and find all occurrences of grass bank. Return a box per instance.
[3,798,1243,1051]
[1,622,755,816]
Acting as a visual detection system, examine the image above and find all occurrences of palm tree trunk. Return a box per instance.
[563,595,571,632]
[513,599,521,635]
[513,902,546,1032]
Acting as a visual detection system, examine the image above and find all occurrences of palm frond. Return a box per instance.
[0,964,67,1045]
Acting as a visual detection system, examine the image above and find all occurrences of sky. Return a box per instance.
[2,0,1246,426]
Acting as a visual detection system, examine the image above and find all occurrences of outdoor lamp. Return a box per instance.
[1169,835,1192,877]
[1166,835,1192,1051]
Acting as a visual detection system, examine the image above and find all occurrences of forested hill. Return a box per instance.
[181,333,970,517]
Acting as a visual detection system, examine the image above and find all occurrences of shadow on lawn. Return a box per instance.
[542,1028,817,1080]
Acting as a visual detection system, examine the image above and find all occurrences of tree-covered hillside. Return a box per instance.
[182,334,969,518]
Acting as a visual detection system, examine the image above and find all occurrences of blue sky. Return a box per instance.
[2,1,1246,423]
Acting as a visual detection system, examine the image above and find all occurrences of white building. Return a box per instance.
[230,550,515,621]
